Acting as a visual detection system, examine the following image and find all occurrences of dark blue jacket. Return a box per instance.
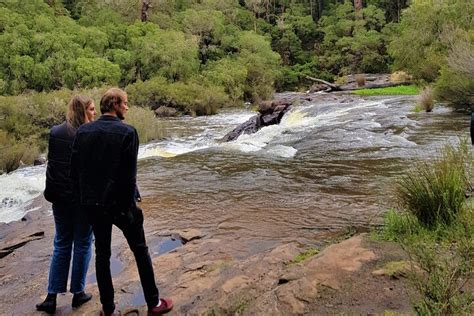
[71,115,139,210]
[44,122,76,204]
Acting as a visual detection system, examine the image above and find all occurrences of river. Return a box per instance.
[0,94,469,253]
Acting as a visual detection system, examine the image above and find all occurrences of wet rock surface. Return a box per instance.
[0,205,414,316]
[221,100,292,142]
[33,156,47,166]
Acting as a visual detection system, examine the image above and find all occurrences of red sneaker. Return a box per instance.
[148,298,173,315]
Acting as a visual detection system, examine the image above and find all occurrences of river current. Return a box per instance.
[0,94,469,251]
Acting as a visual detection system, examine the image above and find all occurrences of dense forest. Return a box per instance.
[0,0,473,172]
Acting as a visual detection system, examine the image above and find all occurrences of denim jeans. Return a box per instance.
[47,203,93,294]
[87,205,159,312]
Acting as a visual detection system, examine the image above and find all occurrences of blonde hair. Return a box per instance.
[66,95,93,130]
[100,88,127,114]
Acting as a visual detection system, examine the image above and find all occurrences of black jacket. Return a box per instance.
[71,115,139,210]
[44,122,76,204]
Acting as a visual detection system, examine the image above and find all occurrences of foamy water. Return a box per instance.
[0,166,46,223]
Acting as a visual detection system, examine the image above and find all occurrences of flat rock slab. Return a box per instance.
[0,231,44,258]
[0,210,413,315]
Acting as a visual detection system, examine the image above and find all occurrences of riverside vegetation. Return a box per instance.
[1,0,473,173]
[377,139,474,315]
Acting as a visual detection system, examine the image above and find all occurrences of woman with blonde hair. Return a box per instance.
[37,95,97,314]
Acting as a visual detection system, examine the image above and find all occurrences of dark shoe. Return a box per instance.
[36,294,57,314]
[72,291,92,308]
[148,298,173,315]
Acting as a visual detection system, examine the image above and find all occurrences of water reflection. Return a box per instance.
[86,255,123,284]
[151,237,183,256]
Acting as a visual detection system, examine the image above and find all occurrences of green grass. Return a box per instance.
[381,261,410,278]
[376,207,474,315]
[290,248,319,264]
[353,85,420,96]
[394,139,471,227]
[375,140,474,315]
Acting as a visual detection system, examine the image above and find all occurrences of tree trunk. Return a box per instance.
[305,76,341,91]
[305,75,411,92]
[310,0,320,22]
[141,0,152,22]
[315,0,324,22]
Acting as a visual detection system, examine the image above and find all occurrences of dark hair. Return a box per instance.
[66,95,93,130]
[100,88,126,114]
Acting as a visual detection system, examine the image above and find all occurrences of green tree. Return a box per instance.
[127,22,200,81]
[316,1,390,76]
[236,31,281,101]
[66,57,121,88]
[203,57,248,103]
[389,0,473,82]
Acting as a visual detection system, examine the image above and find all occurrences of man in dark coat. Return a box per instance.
[71,88,173,316]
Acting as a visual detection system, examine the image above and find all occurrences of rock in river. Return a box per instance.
[221,100,292,142]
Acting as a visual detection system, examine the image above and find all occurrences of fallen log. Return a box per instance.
[305,76,341,91]
[305,75,412,92]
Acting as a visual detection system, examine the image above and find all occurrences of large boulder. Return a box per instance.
[154,106,178,117]
[33,156,46,166]
[221,100,292,142]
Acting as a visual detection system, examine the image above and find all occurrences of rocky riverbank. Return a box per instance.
[0,90,424,315]
[4,89,448,314]
[0,203,414,315]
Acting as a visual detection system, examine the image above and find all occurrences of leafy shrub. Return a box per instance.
[235,31,281,102]
[379,211,474,315]
[390,71,412,83]
[126,77,170,109]
[435,33,474,110]
[0,88,106,174]
[66,57,121,89]
[167,81,228,116]
[202,58,247,104]
[334,76,348,85]
[407,231,474,315]
[125,106,164,143]
[126,77,229,116]
[389,1,465,82]
[380,173,474,315]
[0,90,71,144]
[0,131,40,173]
[389,0,473,110]
[394,139,472,227]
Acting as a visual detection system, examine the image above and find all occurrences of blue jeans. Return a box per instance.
[47,203,93,294]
